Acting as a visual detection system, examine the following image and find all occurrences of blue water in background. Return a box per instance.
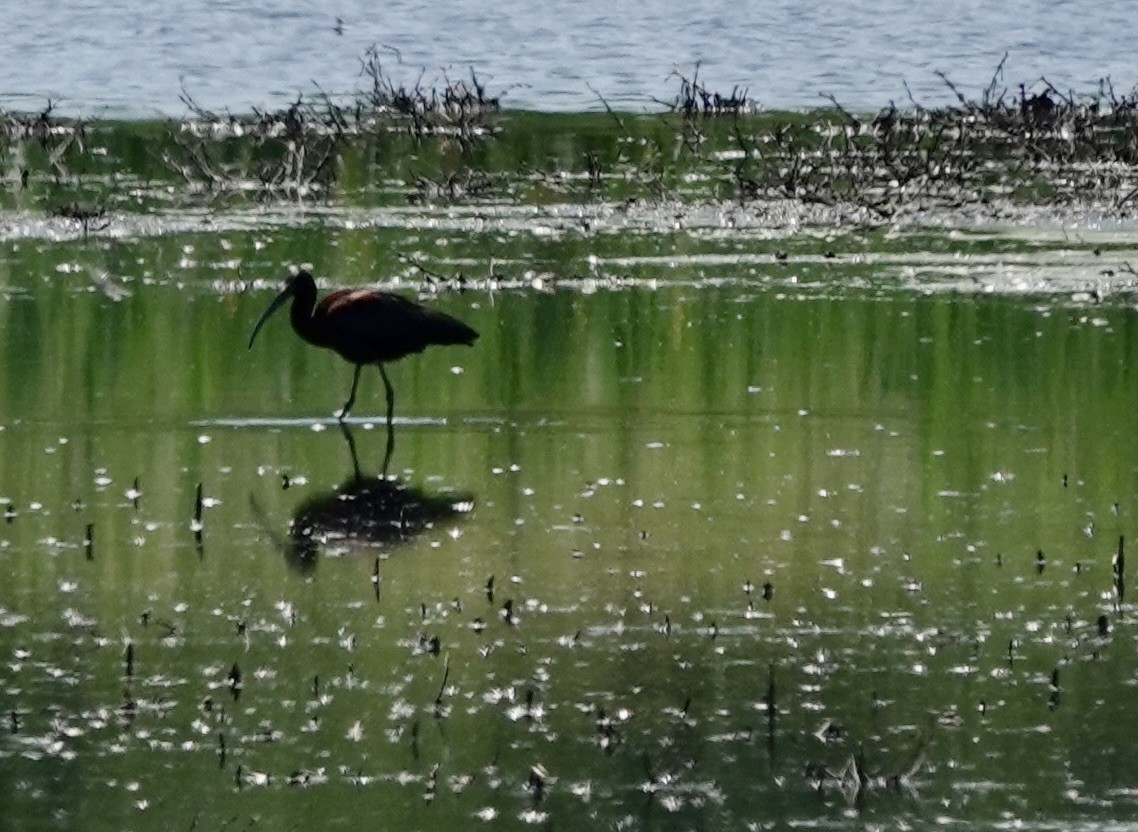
[5,0,1137,116]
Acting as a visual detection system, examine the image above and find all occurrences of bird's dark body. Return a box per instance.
[292,284,478,364]
[249,269,478,421]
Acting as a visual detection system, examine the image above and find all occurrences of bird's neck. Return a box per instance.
[290,293,327,347]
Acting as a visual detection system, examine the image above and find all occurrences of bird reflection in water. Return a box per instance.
[272,423,474,573]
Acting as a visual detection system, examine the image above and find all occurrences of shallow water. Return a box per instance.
[6,0,1138,115]
[4,115,1138,830]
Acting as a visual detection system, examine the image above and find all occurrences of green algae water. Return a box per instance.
[3,113,1138,831]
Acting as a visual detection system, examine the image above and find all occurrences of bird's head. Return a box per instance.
[248,270,316,349]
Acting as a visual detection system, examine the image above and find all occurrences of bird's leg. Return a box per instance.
[380,365,395,427]
[338,365,363,421]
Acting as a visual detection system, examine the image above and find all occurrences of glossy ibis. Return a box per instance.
[248,269,478,422]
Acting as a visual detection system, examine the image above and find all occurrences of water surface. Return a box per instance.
[5,0,1138,115]
[3,225,1138,831]
[3,113,1138,831]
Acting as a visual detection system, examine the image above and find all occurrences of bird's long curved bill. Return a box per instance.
[247,286,292,349]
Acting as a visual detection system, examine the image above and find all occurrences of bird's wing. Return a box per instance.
[319,290,475,364]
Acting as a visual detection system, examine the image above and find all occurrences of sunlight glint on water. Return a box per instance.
[1,114,1138,829]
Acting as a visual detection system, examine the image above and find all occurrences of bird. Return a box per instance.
[248,269,478,423]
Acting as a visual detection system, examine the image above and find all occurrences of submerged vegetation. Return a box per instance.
[4,52,1138,227]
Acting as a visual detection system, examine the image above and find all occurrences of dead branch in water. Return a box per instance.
[668,63,752,118]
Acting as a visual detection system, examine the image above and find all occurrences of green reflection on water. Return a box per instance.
[3,125,1138,832]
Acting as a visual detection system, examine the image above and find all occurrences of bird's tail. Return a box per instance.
[430,311,479,347]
